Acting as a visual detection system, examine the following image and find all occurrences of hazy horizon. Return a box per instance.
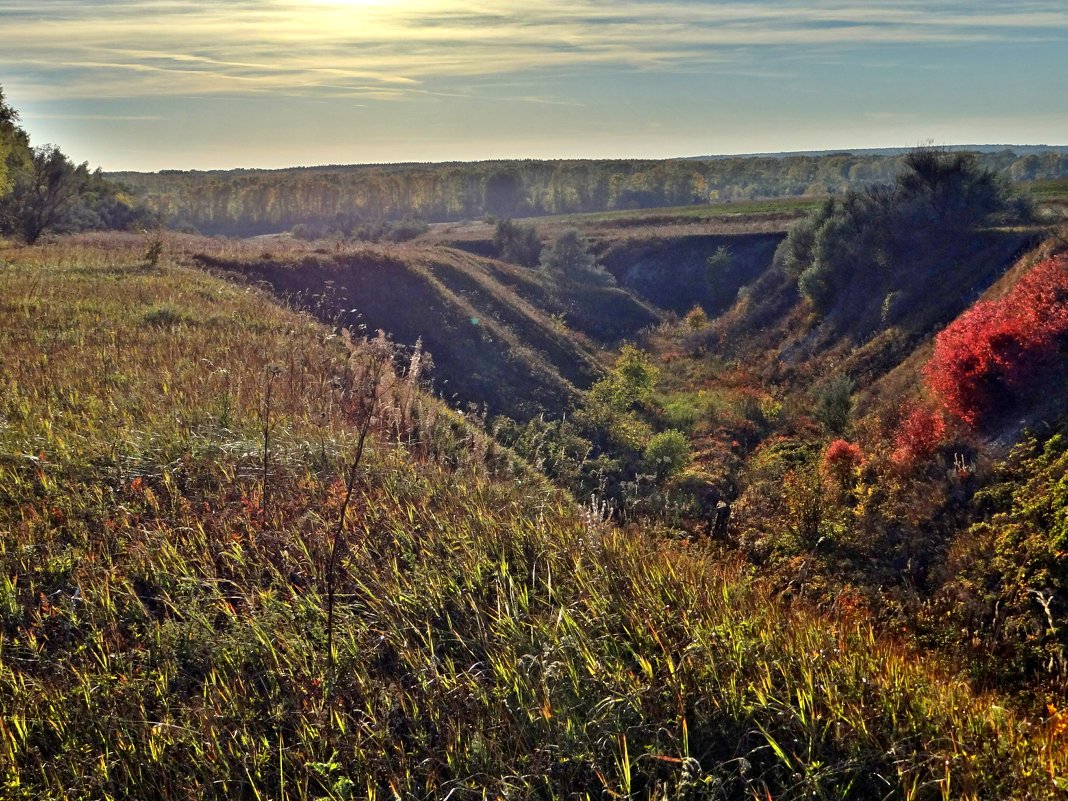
[3,1,1067,172]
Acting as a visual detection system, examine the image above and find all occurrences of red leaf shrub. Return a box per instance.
[892,405,947,466]
[821,438,864,483]
[924,255,1068,427]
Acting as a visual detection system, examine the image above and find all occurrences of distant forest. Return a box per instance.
[109,148,1068,237]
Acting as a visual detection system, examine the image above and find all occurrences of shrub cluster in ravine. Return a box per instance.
[814,374,854,433]
[891,404,947,466]
[935,425,1068,689]
[540,227,616,286]
[493,217,542,266]
[821,438,864,485]
[495,345,702,516]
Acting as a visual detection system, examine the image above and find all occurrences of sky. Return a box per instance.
[1,0,1066,171]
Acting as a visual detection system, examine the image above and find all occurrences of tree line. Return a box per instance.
[110,148,1068,237]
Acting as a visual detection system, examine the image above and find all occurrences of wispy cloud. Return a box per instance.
[25,112,164,121]
[3,0,1066,101]
[4,0,1065,169]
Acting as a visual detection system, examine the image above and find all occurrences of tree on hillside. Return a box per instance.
[897,147,1029,231]
[0,86,155,243]
[540,228,615,285]
[0,86,31,200]
[776,146,1033,321]
[493,218,542,266]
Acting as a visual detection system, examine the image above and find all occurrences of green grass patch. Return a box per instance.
[525,196,824,227]
[1027,177,1068,202]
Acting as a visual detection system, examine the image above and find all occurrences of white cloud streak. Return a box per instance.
[2,0,1066,100]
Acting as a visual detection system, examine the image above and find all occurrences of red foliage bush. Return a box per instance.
[821,438,864,483]
[924,255,1068,427]
[892,405,947,466]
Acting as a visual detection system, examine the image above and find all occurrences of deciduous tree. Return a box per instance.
[0,85,30,202]
[4,145,89,244]
[539,227,614,285]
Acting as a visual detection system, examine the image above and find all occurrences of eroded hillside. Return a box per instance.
[635,153,1068,699]
[191,239,660,419]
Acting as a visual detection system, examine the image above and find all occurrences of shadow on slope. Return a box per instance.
[598,232,785,316]
[194,243,661,419]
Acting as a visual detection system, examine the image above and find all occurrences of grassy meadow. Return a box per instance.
[0,234,1066,799]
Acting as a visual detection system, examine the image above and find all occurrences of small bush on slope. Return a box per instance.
[891,404,948,466]
[2,237,1068,799]
[821,438,864,486]
[493,217,542,266]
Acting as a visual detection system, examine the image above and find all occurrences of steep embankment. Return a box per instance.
[3,233,1068,799]
[425,204,801,320]
[710,228,1039,388]
[866,236,1068,442]
[193,241,660,419]
[598,232,784,315]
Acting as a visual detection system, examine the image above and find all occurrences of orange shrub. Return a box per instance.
[821,438,864,484]
[891,405,946,466]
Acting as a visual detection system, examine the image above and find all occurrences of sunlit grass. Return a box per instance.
[525,196,824,227]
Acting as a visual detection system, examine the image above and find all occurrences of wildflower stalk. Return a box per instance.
[325,332,392,724]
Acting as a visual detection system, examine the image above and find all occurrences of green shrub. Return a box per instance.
[936,426,1068,686]
[141,303,191,328]
[143,233,164,267]
[643,429,692,480]
[493,218,542,266]
[384,217,428,242]
[540,228,615,285]
[814,375,854,433]
[798,262,836,313]
[683,305,709,330]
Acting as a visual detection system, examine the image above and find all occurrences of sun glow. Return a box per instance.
[300,0,430,11]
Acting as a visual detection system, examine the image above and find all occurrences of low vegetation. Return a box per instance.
[4,70,1068,797]
[5,236,1068,799]
[639,151,1068,713]
[925,254,1068,428]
